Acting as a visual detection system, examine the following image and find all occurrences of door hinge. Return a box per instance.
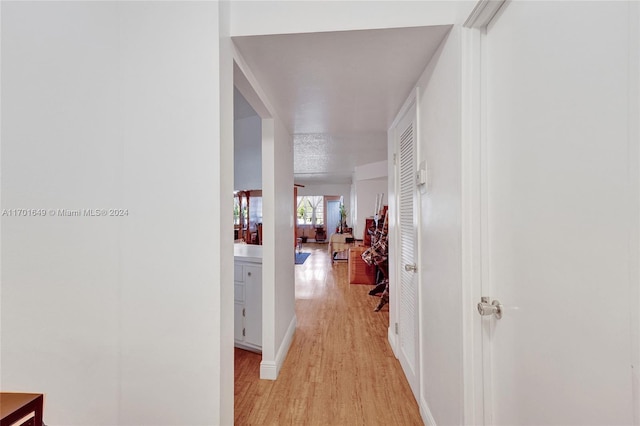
[395,322,399,334]
[242,328,245,337]
[242,308,245,317]
[393,153,397,166]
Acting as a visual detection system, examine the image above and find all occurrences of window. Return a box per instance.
[296,196,324,225]
[233,196,242,225]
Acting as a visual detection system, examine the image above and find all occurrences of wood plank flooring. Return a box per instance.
[234,243,423,425]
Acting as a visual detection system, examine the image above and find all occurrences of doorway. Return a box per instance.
[326,199,341,235]
[391,94,420,400]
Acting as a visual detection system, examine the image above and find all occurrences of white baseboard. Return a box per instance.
[387,326,398,358]
[260,315,297,380]
[259,360,277,380]
[275,315,297,374]
[234,341,261,354]
[420,396,437,426]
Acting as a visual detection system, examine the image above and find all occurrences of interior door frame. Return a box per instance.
[460,23,485,426]
[325,195,342,234]
[388,88,421,403]
[460,1,509,424]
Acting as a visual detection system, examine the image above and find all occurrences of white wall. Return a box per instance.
[355,160,388,182]
[272,118,296,370]
[234,114,262,190]
[260,117,296,379]
[389,27,464,425]
[354,177,388,240]
[384,24,464,426]
[218,2,236,421]
[634,4,640,422]
[353,161,388,238]
[233,43,297,380]
[1,2,231,424]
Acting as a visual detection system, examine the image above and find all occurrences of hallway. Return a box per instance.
[234,244,422,425]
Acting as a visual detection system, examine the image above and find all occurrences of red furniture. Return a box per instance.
[0,393,44,426]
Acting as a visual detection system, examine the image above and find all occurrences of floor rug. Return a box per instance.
[295,252,310,265]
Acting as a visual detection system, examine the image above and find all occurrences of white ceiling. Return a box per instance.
[233,25,451,185]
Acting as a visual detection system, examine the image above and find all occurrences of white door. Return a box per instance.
[396,100,420,398]
[327,200,341,234]
[244,265,262,347]
[478,2,635,424]
[234,302,244,342]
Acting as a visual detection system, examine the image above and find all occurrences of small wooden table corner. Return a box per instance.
[0,392,44,426]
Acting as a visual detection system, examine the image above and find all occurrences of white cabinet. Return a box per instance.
[234,260,262,352]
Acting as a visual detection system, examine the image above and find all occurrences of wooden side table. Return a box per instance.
[0,393,43,426]
[348,246,377,284]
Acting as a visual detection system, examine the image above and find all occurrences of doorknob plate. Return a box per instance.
[491,299,503,319]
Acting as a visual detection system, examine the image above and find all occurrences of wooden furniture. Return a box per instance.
[0,393,43,426]
[363,217,375,246]
[348,246,376,284]
[328,233,353,262]
[234,244,262,353]
[235,190,262,245]
[294,186,299,248]
[314,227,326,242]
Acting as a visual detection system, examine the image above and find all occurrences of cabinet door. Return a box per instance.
[234,302,244,342]
[243,265,262,347]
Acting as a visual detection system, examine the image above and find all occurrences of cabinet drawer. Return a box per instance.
[234,283,244,302]
[234,264,243,282]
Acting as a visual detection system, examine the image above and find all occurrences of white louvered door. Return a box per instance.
[396,101,419,398]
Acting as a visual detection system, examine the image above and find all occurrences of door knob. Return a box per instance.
[477,297,502,319]
[404,263,417,272]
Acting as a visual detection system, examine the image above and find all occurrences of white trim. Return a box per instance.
[260,314,297,380]
[232,44,279,121]
[414,87,426,414]
[219,5,235,423]
[460,26,484,426]
[464,0,507,29]
[478,18,495,426]
[259,360,277,381]
[387,127,400,359]
[390,87,418,131]
[420,395,437,426]
[387,325,398,357]
[235,341,262,353]
[390,91,420,401]
[629,1,640,424]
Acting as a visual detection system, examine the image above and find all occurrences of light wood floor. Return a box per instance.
[234,243,423,425]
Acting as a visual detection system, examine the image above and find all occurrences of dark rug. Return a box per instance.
[295,252,310,265]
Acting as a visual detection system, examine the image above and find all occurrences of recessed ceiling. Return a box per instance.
[233,25,451,185]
